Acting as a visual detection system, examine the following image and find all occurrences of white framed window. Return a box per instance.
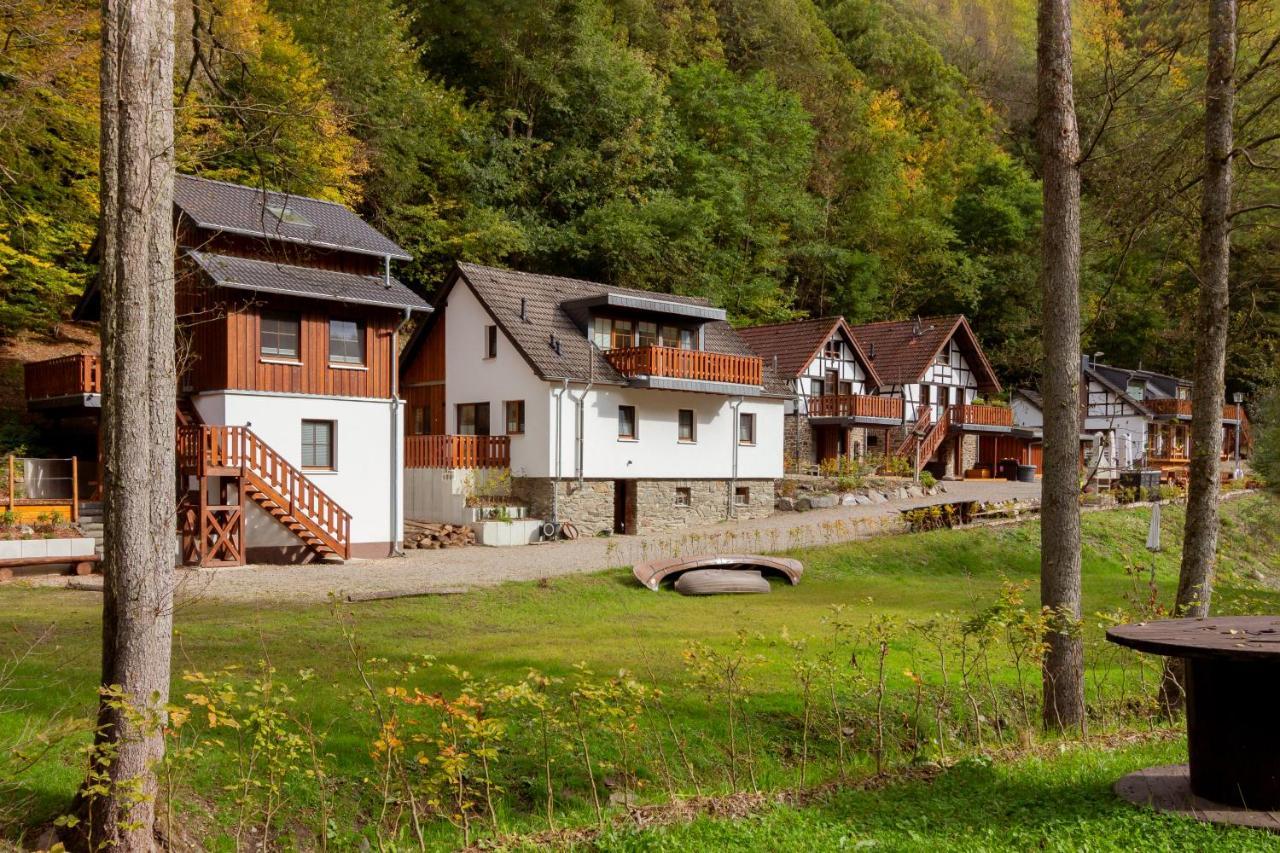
[505,400,525,435]
[261,311,300,359]
[738,412,756,445]
[328,318,365,364]
[458,402,490,436]
[301,420,334,469]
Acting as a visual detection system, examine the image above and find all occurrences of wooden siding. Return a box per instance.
[402,316,446,432]
[403,385,445,434]
[219,295,397,398]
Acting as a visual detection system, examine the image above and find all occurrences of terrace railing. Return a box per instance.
[24,354,101,401]
[604,345,763,386]
[808,394,903,421]
[949,404,1013,428]
[405,434,511,469]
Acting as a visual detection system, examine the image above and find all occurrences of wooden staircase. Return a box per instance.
[177,421,352,566]
[895,407,951,474]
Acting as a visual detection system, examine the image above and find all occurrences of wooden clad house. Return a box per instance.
[24,174,430,565]
[397,263,788,536]
[737,317,902,471]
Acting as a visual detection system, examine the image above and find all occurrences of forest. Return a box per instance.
[1,0,1278,392]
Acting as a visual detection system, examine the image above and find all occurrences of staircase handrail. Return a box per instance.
[895,407,932,457]
[179,424,351,558]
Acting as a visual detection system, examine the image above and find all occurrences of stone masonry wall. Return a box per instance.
[784,413,812,471]
[511,477,774,536]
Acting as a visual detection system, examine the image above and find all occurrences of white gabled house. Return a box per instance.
[399,263,787,536]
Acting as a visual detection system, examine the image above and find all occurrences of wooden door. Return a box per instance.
[613,480,636,535]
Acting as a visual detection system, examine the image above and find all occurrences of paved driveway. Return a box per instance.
[126,479,1039,604]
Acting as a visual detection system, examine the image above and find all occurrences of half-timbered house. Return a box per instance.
[737,317,901,471]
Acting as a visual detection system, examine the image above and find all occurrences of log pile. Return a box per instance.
[403,520,476,549]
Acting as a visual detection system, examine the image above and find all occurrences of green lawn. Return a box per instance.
[2,494,1279,849]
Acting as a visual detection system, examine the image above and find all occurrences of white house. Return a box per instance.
[738,317,902,470]
[399,264,787,536]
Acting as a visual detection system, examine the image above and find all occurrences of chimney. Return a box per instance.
[869,343,876,360]
[772,354,779,372]
[519,297,528,322]
[912,316,922,337]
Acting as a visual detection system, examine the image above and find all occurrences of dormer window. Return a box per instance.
[935,341,950,366]
[265,202,311,227]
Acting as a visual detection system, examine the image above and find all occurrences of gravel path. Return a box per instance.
[142,479,1039,604]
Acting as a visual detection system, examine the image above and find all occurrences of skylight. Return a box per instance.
[265,203,311,227]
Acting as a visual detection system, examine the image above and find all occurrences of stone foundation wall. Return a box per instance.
[511,477,775,536]
[784,413,813,470]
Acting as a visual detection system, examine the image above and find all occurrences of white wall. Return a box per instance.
[442,280,553,477]
[1011,394,1043,429]
[551,385,784,480]
[193,390,402,546]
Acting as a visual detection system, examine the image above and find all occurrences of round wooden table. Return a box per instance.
[1107,616,1280,809]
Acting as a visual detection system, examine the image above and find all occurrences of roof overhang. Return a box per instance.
[560,293,725,325]
[180,216,412,262]
[189,251,430,313]
[625,376,762,396]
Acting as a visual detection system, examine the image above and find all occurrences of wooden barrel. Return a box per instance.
[674,569,771,596]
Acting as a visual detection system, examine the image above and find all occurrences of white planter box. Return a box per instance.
[0,537,96,562]
[469,519,543,547]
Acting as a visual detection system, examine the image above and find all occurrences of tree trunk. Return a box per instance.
[1161,0,1236,715]
[85,0,176,848]
[1036,0,1085,732]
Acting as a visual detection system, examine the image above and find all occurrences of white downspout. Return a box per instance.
[390,303,411,556]
[567,344,595,487]
[729,396,743,518]
[552,380,567,523]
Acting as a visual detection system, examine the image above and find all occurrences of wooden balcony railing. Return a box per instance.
[949,404,1013,428]
[24,354,100,401]
[405,434,511,469]
[808,394,903,420]
[604,345,763,386]
[1144,397,1192,417]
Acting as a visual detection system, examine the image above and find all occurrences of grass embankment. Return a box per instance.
[2,494,1279,849]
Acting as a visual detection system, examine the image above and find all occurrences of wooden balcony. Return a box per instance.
[24,354,101,403]
[604,345,762,386]
[949,404,1013,429]
[1145,397,1192,418]
[405,434,511,469]
[808,394,903,421]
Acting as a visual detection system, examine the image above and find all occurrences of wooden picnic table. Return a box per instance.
[1107,616,1280,809]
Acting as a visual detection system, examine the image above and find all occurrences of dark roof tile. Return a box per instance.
[188,251,429,312]
[850,315,1001,392]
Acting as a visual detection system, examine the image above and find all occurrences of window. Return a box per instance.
[679,329,695,350]
[637,321,658,347]
[677,409,696,443]
[674,486,692,507]
[1128,382,1145,401]
[301,420,334,469]
[412,406,427,435]
[457,402,490,436]
[920,385,932,409]
[505,400,525,435]
[611,319,634,350]
[838,380,853,396]
[265,203,311,226]
[260,311,300,359]
[810,378,825,397]
[935,341,950,365]
[618,405,637,440]
[328,319,365,364]
[738,412,756,445]
[660,325,681,348]
[484,325,498,359]
[734,486,750,506]
[825,339,842,359]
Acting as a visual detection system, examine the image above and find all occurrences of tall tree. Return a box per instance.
[1162,0,1237,713]
[85,0,176,847]
[1035,0,1085,731]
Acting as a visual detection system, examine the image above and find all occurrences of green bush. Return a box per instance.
[919,471,937,489]
[1252,386,1280,492]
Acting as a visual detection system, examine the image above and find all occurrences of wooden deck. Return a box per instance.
[23,354,100,403]
[604,345,763,386]
[949,404,1013,428]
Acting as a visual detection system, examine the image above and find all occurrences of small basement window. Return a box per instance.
[674,486,691,507]
[301,420,334,469]
[734,486,750,506]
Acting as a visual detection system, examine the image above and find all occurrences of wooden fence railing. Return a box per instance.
[895,407,932,458]
[949,404,1013,428]
[405,434,511,469]
[24,354,100,401]
[808,394,903,420]
[604,345,763,386]
[178,425,351,558]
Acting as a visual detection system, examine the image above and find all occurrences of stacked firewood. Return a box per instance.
[403,520,476,549]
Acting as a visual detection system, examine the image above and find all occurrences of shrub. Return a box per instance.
[919,471,937,489]
[1252,385,1280,491]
